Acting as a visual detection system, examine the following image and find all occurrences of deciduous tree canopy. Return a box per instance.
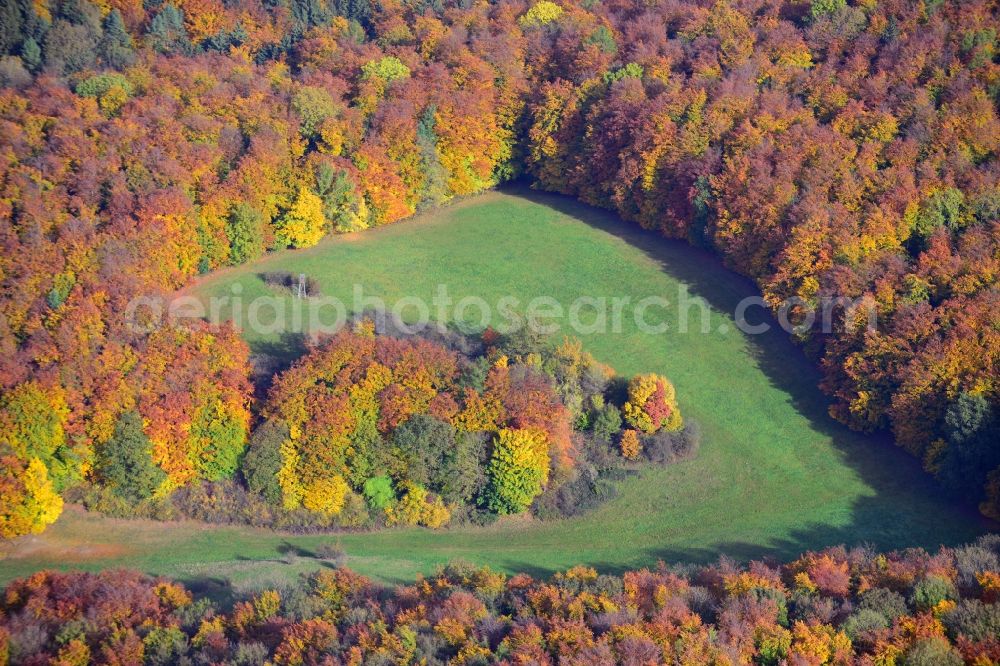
[0,0,997,533]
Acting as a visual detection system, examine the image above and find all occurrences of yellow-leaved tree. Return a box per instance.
[0,380,74,489]
[519,0,564,27]
[623,373,682,433]
[0,457,63,537]
[301,474,350,517]
[276,186,327,249]
[385,481,450,528]
[485,428,550,515]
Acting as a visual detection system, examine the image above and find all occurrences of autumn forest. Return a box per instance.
[0,0,998,662]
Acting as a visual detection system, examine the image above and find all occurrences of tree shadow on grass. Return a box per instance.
[503,183,994,560]
[178,545,334,607]
[252,331,308,368]
[641,493,994,568]
[247,331,308,399]
[175,574,236,607]
[493,494,991,583]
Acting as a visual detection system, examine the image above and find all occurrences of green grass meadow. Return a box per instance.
[1,188,991,596]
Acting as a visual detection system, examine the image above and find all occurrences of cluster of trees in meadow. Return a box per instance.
[74,321,691,531]
[3,536,1000,664]
[0,0,997,535]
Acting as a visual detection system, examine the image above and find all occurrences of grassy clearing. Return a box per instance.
[0,188,990,592]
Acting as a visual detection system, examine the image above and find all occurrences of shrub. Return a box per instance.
[576,431,621,470]
[259,271,321,296]
[591,402,622,442]
[619,429,641,460]
[74,482,156,519]
[170,480,274,526]
[644,422,701,465]
[532,470,620,520]
[315,543,346,565]
[335,490,370,528]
